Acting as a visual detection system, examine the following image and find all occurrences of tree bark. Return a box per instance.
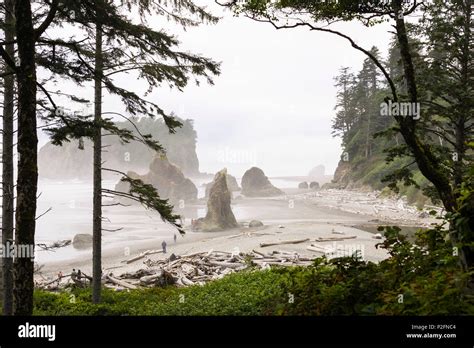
[365,110,371,158]
[459,0,473,275]
[92,16,103,304]
[453,0,471,188]
[2,0,16,316]
[452,0,473,276]
[391,0,456,212]
[391,0,472,274]
[13,0,38,315]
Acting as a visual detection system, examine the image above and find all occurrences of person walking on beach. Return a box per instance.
[174,234,177,243]
[162,240,167,254]
[71,269,77,281]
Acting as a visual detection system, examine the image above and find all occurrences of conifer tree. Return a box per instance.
[0,0,220,313]
[226,0,474,280]
[1,0,15,315]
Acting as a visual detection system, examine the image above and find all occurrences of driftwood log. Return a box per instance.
[259,238,309,248]
[314,236,357,242]
[307,244,335,254]
[36,239,71,251]
[37,249,321,291]
[106,274,137,289]
[122,249,163,264]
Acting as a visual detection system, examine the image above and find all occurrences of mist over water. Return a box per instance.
[35,180,173,263]
[34,177,302,263]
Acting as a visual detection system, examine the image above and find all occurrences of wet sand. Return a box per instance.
[35,188,436,280]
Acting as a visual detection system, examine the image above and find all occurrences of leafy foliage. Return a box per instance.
[33,270,283,316]
[109,174,184,234]
[32,219,474,316]
[226,0,474,282]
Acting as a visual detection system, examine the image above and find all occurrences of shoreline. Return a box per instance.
[34,187,437,281]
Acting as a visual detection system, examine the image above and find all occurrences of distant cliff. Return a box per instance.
[39,117,200,179]
[328,155,430,208]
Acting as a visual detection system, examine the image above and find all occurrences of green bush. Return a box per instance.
[33,225,474,316]
[275,226,473,315]
[34,270,286,316]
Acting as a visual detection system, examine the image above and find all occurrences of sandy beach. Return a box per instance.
[35,187,438,281]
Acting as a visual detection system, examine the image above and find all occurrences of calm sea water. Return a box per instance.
[34,180,171,262]
[4,177,299,263]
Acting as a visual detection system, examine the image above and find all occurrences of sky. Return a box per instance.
[39,1,394,178]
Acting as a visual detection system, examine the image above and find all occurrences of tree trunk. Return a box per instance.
[2,0,15,316]
[391,0,472,274]
[453,0,471,188]
[92,17,103,304]
[452,0,473,276]
[459,194,474,284]
[365,111,371,158]
[391,0,456,212]
[13,0,38,315]
[459,0,473,275]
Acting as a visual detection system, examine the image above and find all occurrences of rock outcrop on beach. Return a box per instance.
[204,173,240,198]
[241,167,284,197]
[114,170,141,196]
[193,169,238,232]
[309,181,320,190]
[72,234,93,249]
[323,160,353,190]
[333,160,351,185]
[249,220,264,228]
[298,182,309,189]
[114,155,197,204]
[39,117,201,179]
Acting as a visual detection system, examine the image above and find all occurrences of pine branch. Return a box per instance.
[102,168,184,234]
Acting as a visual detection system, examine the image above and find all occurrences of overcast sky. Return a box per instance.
[40,2,394,178]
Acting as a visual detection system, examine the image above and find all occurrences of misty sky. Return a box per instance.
[39,2,394,178]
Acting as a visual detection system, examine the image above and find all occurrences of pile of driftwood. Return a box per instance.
[35,249,318,292]
[36,234,364,291]
[104,250,317,291]
[36,270,92,290]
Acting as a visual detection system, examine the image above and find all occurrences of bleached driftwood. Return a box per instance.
[228,232,274,239]
[252,249,266,258]
[180,276,194,286]
[208,261,246,269]
[37,273,72,289]
[307,244,335,254]
[39,249,321,292]
[106,274,137,289]
[122,249,163,264]
[36,270,93,290]
[314,236,357,242]
[37,239,71,251]
[259,238,309,248]
[139,273,162,285]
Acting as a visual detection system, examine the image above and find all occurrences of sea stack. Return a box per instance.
[241,167,284,197]
[193,169,238,232]
[114,155,197,204]
[298,182,309,189]
[204,172,240,198]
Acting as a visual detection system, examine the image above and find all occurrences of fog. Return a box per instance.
[38,2,393,178]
